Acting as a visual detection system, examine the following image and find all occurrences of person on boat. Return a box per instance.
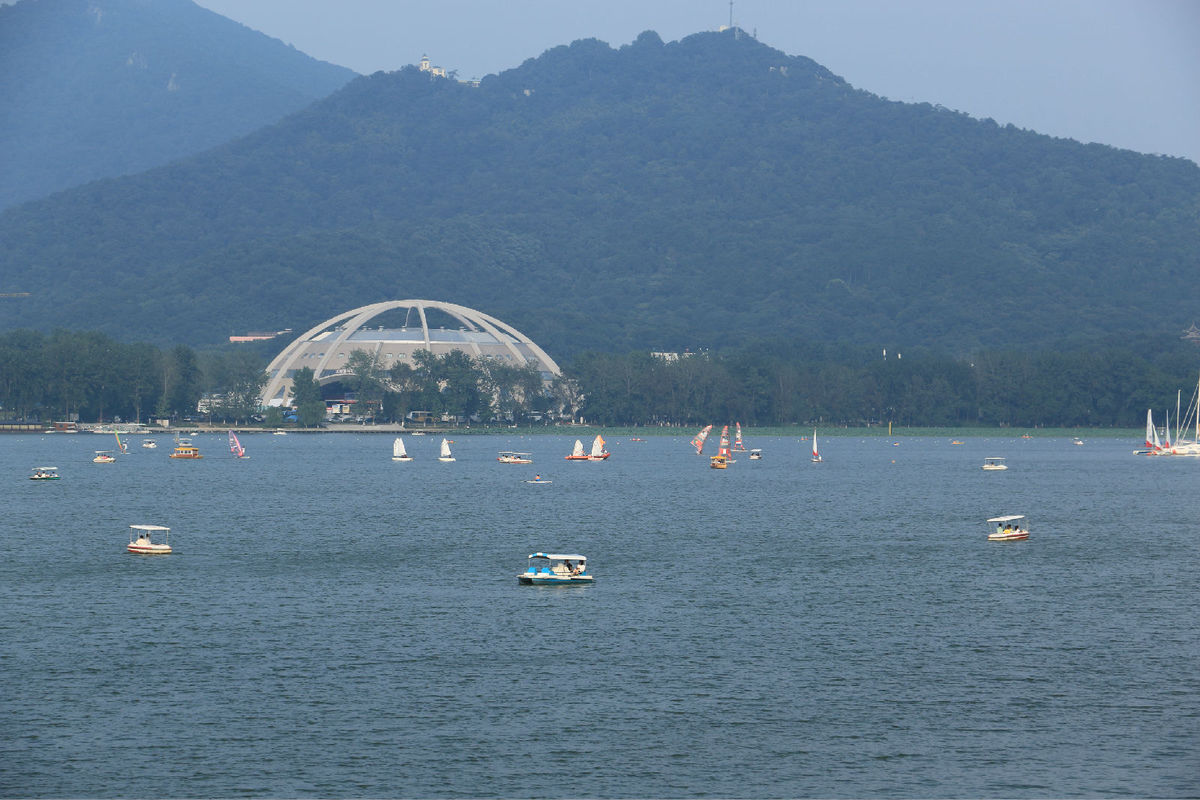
[570,562,582,575]
[534,474,541,481]
[996,523,1004,535]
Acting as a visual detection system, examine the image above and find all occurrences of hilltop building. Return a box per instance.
[418,54,447,78]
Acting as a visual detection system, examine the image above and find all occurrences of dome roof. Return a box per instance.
[260,300,560,406]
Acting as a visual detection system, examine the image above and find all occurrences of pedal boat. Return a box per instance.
[987,515,1029,541]
[128,524,172,555]
[518,553,594,585]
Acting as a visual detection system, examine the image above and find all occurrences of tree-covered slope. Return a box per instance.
[0,0,356,210]
[0,29,1197,356]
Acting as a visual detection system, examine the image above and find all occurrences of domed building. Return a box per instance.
[259,300,561,407]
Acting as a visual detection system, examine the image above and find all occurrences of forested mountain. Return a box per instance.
[1,29,1198,358]
[0,0,356,210]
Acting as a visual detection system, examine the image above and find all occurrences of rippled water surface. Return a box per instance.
[2,432,1197,797]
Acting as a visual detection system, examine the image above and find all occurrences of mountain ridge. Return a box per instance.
[0,0,357,210]
[1,28,1197,357]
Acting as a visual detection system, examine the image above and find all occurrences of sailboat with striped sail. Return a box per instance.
[691,424,713,455]
[710,425,732,469]
[228,430,248,459]
[732,423,747,452]
[811,430,823,463]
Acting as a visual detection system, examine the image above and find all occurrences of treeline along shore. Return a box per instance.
[1,329,1197,430]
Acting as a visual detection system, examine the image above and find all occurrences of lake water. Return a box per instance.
[2,431,1197,798]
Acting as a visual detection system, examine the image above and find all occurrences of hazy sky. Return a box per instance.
[191,0,1200,164]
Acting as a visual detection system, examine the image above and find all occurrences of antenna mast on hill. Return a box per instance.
[728,0,740,39]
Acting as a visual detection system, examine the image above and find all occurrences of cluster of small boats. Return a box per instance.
[391,436,455,461]
[691,422,783,467]
[391,435,612,465]
[565,435,610,460]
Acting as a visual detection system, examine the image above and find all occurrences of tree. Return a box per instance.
[289,366,326,427]
[345,349,386,419]
[162,345,203,419]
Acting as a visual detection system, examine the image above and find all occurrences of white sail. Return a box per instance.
[590,435,606,458]
[439,438,455,461]
[572,439,586,457]
[392,437,409,460]
[812,430,822,462]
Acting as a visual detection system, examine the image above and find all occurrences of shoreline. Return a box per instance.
[13,422,1144,438]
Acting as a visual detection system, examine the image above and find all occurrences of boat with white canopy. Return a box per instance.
[518,553,593,585]
[987,515,1029,542]
[128,524,172,555]
[981,457,1008,471]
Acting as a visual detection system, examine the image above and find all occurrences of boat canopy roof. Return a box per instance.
[986,515,1025,523]
[527,553,586,561]
[984,456,1005,461]
[33,466,58,470]
[500,451,532,456]
[130,524,171,532]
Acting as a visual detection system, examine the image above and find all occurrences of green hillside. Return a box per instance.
[0,0,356,210]
[1,29,1197,357]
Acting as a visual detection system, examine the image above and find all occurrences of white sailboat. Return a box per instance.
[438,437,455,462]
[811,430,822,462]
[565,439,589,460]
[392,437,413,462]
[1157,373,1200,456]
[588,434,609,460]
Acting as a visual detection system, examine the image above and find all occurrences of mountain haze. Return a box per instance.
[1,29,1197,356]
[0,0,356,210]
